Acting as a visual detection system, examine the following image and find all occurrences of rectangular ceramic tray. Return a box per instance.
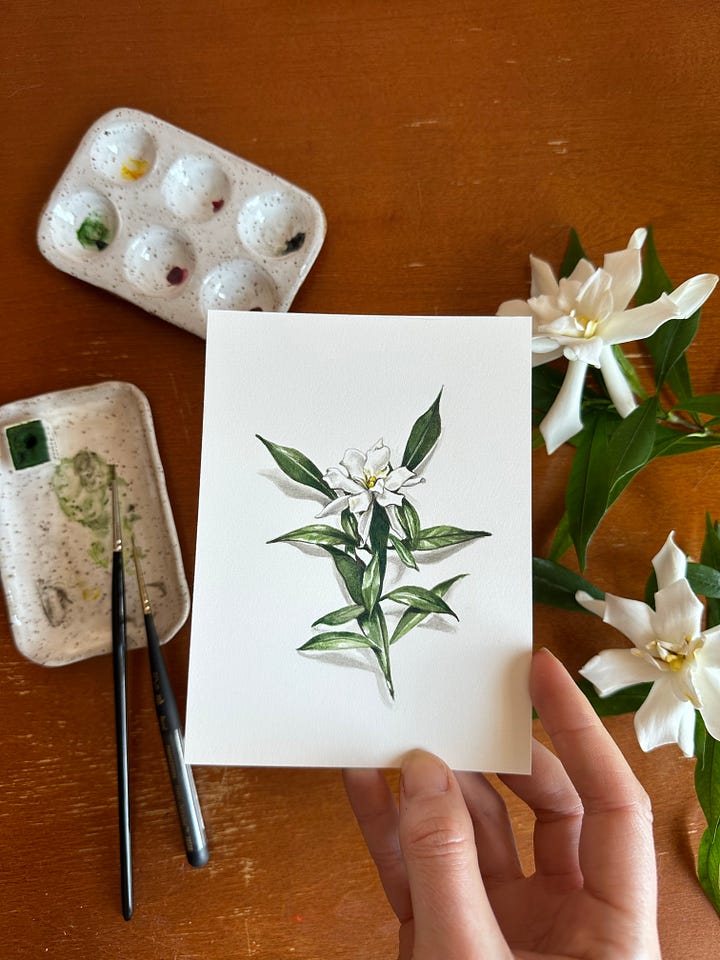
[0,382,190,665]
[37,107,326,338]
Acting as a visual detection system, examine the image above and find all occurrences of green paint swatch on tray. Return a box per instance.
[6,420,51,470]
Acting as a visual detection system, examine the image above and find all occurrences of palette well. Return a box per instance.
[0,382,190,665]
[37,108,326,337]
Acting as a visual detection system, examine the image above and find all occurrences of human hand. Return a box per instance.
[343,648,661,959]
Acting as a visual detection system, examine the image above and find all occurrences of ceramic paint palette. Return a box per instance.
[0,382,190,665]
[37,108,326,337]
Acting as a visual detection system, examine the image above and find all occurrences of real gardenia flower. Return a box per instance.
[497,228,718,454]
[577,532,720,757]
[317,439,423,544]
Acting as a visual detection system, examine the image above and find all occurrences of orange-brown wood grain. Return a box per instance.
[1,2,719,956]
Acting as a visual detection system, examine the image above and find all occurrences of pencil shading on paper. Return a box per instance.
[258,390,491,701]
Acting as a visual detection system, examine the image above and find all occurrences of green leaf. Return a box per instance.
[382,585,458,618]
[257,435,335,499]
[413,525,491,551]
[606,397,658,499]
[298,631,374,652]
[577,678,651,717]
[397,500,420,543]
[532,558,604,611]
[548,512,573,563]
[389,574,467,645]
[312,604,365,627]
[702,515,720,628]
[653,430,720,457]
[636,226,697,395]
[362,553,381,612]
[673,395,720,418]
[532,365,566,417]
[322,546,365,606]
[694,714,720,915]
[558,227,587,279]
[610,345,647,401]
[389,534,418,570]
[364,607,394,698]
[565,410,611,571]
[341,508,359,543]
[402,390,443,471]
[269,524,356,549]
[686,562,720,599]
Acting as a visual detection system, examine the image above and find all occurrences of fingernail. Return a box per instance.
[401,751,449,798]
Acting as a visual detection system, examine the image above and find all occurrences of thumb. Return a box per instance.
[398,751,511,960]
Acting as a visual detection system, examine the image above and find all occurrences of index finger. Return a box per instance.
[531,648,657,909]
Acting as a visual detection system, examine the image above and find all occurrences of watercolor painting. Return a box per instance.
[259,391,490,700]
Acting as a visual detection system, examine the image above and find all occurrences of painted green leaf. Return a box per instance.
[362,608,394,698]
[321,546,365,606]
[413,525,491,551]
[673,395,720,418]
[558,227,588,279]
[389,534,418,569]
[636,226,696,397]
[694,714,720,915]
[566,410,611,571]
[398,500,420,543]
[389,574,467,645]
[341,508,359,544]
[532,558,604,611]
[383,585,458,618]
[312,604,365,627]
[402,389,442,470]
[257,435,335,499]
[298,632,374,652]
[362,553,381,612]
[269,524,356,548]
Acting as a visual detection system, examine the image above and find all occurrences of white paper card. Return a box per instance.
[185,311,532,773]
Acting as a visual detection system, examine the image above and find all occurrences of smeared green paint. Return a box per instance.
[52,450,140,567]
[77,215,111,251]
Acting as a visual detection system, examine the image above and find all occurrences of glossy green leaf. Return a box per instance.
[548,512,573,562]
[577,678,651,717]
[566,410,611,570]
[312,604,365,627]
[257,435,335,499]
[389,574,467,645]
[532,365,566,416]
[413,525,491,551]
[389,534,418,570]
[362,553,381,612]
[610,345,647,400]
[402,390,442,470]
[694,714,720,915]
[269,524,356,549]
[341,508,359,544]
[558,227,587,279]
[532,558,605,611]
[701,516,720,628]
[383,585,457,618]
[653,430,720,457]
[298,631,374,652]
[606,397,658,499]
[397,500,421,543]
[673,395,720,417]
[686,562,720,600]
[322,546,365,605]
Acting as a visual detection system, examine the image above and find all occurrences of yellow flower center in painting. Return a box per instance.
[365,475,377,488]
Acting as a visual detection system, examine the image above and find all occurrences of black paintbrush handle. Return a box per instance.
[111,550,133,920]
[144,613,209,868]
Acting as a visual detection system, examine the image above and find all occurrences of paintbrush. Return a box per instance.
[110,467,133,920]
[131,537,209,867]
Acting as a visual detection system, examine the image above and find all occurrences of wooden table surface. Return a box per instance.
[2,2,719,956]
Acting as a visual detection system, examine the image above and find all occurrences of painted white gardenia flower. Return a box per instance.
[317,439,423,544]
[577,532,720,757]
[498,228,718,454]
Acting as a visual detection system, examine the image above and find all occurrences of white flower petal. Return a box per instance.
[365,444,391,477]
[348,490,373,515]
[599,345,637,418]
[653,578,704,646]
[532,345,564,366]
[626,227,648,250]
[539,359,588,454]
[575,269,614,323]
[634,679,697,756]
[601,246,642,312]
[575,590,606,617]
[385,503,406,540]
[698,626,720,670]
[324,467,365,496]
[530,254,559,298]
[567,258,596,285]
[561,335,605,368]
[357,504,374,544]
[695,665,720,740]
[579,648,661,695]
[668,273,718,318]
[600,296,677,344]
[603,594,656,649]
[341,448,367,478]
[317,495,350,518]
[385,466,420,491]
[497,298,534,318]
[651,531,686,590]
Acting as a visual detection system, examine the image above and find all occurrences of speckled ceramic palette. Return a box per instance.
[37,108,326,337]
[0,382,190,665]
